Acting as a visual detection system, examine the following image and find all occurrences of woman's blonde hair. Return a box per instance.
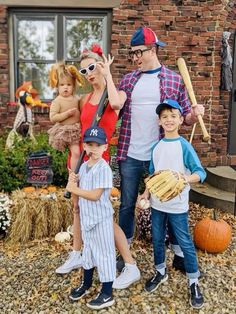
[79,43,103,63]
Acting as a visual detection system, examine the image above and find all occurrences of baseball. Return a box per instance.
[139,198,150,209]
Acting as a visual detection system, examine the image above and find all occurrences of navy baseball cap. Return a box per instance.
[83,126,107,144]
[131,27,166,47]
[156,99,183,115]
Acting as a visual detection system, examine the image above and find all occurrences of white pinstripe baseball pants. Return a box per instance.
[81,217,116,283]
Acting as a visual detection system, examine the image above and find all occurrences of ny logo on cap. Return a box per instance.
[90,128,98,136]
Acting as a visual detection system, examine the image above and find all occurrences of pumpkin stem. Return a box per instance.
[213,209,217,220]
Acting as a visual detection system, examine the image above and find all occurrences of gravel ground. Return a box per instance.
[1,203,236,314]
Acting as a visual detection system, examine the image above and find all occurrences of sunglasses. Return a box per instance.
[79,63,96,76]
[128,48,152,59]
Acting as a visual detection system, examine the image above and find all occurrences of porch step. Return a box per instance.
[206,166,236,192]
[190,182,235,214]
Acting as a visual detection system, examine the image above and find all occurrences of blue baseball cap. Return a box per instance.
[156,99,183,115]
[131,27,166,47]
[83,126,107,144]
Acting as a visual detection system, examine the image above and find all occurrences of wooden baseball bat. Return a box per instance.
[74,89,108,174]
[64,89,108,198]
[177,58,210,142]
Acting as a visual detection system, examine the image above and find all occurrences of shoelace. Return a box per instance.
[194,284,200,298]
[94,292,102,300]
[75,281,85,292]
[121,266,128,274]
[63,252,73,266]
[151,270,159,282]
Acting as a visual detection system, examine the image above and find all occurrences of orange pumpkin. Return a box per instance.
[194,210,232,253]
[47,186,57,192]
[110,187,120,197]
[38,188,48,194]
[109,136,118,146]
[23,186,36,193]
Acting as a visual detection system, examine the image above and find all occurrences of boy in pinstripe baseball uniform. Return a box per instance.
[66,126,116,310]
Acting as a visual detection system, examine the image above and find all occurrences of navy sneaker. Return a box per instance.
[145,270,168,293]
[190,283,204,309]
[173,255,205,279]
[86,292,114,310]
[116,254,125,272]
[172,255,186,273]
[69,281,90,301]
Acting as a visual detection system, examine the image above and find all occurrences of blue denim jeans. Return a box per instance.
[118,156,150,240]
[151,208,200,279]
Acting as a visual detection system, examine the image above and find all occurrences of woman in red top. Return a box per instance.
[80,91,118,162]
[57,44,141,291]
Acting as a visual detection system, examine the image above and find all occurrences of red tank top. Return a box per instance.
[80,93,118,161]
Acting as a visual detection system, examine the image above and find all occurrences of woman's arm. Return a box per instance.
[97,54,127,110]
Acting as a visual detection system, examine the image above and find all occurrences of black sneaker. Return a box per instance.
[86,292,114,310]
[172,255,186,273]
[116,254,125,272]
[189,283,204,309]
[69,281,90,301]
[145,270,168,293]
[173,255,205,279]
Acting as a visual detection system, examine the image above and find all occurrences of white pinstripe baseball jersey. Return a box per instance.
[78,158,113,231]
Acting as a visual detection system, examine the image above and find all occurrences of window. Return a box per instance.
[11,9,111,100]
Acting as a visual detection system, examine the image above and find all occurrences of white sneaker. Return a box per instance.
[55,251,82,274]
[113,263,141,289]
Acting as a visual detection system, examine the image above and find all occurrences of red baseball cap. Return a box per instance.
[130,26,166,47]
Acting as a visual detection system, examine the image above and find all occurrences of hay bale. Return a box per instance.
[8,189,73,243]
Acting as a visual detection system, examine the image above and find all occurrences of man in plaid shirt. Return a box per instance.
[115,26,205,282]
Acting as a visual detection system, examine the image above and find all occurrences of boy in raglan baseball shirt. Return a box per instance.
[66,126,116,310]
[140,99,206,309]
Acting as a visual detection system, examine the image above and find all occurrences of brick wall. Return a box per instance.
[111,0,236,166]
[0,1,236,166]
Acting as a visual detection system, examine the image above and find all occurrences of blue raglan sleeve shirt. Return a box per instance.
[180,137,206,183]
[149,142,159,175]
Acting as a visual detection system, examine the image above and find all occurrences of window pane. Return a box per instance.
[19,62,54,99]
[18,20,55,60]
[66,18,104,59]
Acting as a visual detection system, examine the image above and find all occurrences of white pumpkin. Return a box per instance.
[67,225,74,236]
[54,231,71,242]
[138,198,151,210]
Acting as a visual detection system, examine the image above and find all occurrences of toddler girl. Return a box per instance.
[48,63,84,171]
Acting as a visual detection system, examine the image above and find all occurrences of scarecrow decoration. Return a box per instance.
[6,81,47,148]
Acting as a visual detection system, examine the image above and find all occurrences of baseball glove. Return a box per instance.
[145,170,188,202]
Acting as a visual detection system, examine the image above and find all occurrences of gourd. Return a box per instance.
[54,231,71,242]
[193,210,232,253]
[47,186,57,192]
[67,225,74,235]
[23,186,36,193]
[38,188,48,194]
[110,187,120,201]
[110,187,120,197]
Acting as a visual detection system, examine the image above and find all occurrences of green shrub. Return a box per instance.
[0,133,68,192]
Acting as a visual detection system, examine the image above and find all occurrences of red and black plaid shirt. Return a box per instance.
[117,65,191,161]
